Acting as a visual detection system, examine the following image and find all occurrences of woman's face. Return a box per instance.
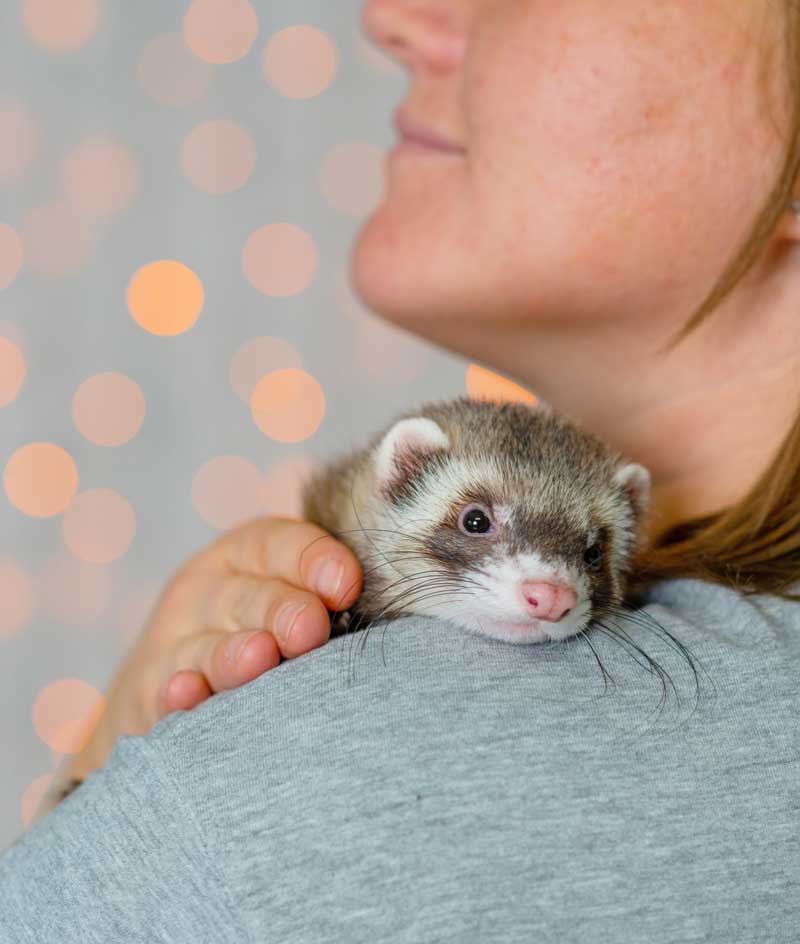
[350,0,785,342]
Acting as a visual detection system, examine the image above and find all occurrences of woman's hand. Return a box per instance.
[36,516,362,821]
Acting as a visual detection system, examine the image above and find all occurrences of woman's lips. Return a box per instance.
[392,108,465,154]
[390,138,464,157]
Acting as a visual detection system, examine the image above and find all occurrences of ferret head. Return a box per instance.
[363,396,650,645]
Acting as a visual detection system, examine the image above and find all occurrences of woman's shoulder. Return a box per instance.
[633,576,800,657]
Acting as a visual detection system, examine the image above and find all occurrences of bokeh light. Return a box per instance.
[183,0,259,65]
[192,454,317,529]
[21,201,93,277]
[0,337,26,406]
[0,560,34,638]
[250,368,325,443]
[4,443,79,518]
[61,138,139,218]
[0,0,477,849]
[180,120,256,195]
[36,549,113,625]
[466,364,538,406]
[61,488,137,564]
[261,455,315,519]
[319,141,385,218]
[137,33,214,107]
[127,260,204,336]
[32,679,105,754]
[71,372,146,447]
[0,102,39,182]
[242,223,317,296]
[21,0,100,53]
[0,224,24,291]
[261,26,338,99]
[229,336,303,404]
[191,455,268,530]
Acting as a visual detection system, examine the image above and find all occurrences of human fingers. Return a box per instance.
[158,623,284,718]
[197,516,364,615]
[160,669,213,715]
[157,569,340,707]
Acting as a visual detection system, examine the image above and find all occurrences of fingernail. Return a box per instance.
[226,631,259,665]
[275,599,308,641]
[313,558,345,600]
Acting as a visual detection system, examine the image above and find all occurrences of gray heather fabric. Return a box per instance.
[1,576,799,942]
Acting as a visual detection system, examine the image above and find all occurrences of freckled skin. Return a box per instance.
[350,0,798,548]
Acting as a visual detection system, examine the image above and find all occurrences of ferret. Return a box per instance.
[300,395,651,646]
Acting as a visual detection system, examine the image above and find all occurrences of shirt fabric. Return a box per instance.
[1,576,799,943]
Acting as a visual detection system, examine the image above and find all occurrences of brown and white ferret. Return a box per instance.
[300,395,651,645]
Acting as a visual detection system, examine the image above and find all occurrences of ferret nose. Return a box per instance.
[520,581,578,623]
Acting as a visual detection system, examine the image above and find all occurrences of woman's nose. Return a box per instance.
[360,0,464,72]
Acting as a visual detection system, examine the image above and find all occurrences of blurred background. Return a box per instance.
[0,0,539,852]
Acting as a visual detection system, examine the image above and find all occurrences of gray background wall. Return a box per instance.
[0,0,502,852]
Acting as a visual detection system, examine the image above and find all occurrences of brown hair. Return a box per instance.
[628,3,800,604]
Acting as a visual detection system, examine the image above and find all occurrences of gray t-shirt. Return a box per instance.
[1,577,798,942]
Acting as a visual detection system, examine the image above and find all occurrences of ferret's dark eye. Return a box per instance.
[459,506,493,535]
[584,542,603,571]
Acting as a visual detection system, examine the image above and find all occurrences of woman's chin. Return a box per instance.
[349,211,461,326]
[349,220,413,317]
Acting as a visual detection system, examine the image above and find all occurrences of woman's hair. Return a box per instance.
[628,4,800,603]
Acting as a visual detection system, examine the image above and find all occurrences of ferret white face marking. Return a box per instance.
[301,396,651,646]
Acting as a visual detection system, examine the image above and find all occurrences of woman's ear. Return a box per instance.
[374,417,450,495]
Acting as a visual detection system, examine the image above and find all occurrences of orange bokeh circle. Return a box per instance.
[127,260,204,336]
[250,368,325,443]
[4,442,79,518]
[31,678,105,754]
[465,364,538,406]
[183,0,258,65]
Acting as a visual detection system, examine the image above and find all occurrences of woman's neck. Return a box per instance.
[394,304,800,547]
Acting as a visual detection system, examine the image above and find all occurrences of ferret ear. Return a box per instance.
[374,417,450,495]
[613,462,651,523]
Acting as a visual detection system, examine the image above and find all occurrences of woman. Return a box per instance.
[38,0,800,815]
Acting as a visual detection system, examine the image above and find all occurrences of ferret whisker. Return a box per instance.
[374,584,476,617]
[354,551,454,572]
[588,625,671,740]
[576,628,618,695]
[362,582,477,632]
[370,567,479,603]
[611,598,696,663]
[607,602,716,710]
[328,568,477,653]
[597,617,677,698]
[344,579,466,629]
[326,554,461,620]
[590,621,660,678]
[319,526,430,548]
[591,621,673,726]
[347,480,411,581]
[592,590,711,730]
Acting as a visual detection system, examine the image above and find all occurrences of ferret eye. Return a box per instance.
[584,542,603,571]
[459,506,493,535]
